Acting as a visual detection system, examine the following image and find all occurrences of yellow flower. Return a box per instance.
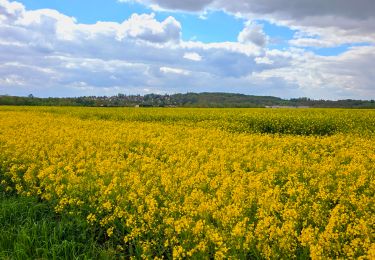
[107,227,114,237]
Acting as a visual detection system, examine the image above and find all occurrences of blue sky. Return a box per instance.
[1,0,374,99]
[16,0,249,43]
[16,0,151,24]
[15,0,361,55]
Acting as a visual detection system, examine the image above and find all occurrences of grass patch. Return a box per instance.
[0,192,120,260]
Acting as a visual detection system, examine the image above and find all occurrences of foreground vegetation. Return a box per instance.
[0,192,120,259]
[1,107,374,259]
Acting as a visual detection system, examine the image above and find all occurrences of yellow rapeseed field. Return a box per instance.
[0,106,374,259]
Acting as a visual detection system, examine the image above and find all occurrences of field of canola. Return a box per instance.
[0,106,374,259]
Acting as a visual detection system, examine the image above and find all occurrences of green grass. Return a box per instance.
[0,192,121,260]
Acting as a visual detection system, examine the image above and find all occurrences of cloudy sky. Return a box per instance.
[0,0,374,99]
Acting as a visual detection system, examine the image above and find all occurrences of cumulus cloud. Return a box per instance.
[183,52,202,61]
[133,0,375,23]
[160,66,191,75]
[122,0,375,46]
[119,0,213,11]
[0,0,267,96]
[0,0,24,23]
[238,22,267,47]
[252,46,375,99]
[1,0,375,99]
[117,13,181,43]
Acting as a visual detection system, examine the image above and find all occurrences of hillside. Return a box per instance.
[1,93,374,108]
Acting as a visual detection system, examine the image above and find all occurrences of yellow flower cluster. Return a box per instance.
[0,107,374,259]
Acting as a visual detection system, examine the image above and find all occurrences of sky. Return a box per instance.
[0,0,374,99]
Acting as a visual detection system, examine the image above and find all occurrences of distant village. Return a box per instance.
[1,93,374,108]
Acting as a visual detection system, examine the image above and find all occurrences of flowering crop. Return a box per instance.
[0,107,374,259]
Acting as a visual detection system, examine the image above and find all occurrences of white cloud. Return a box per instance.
[122,0,375,46]
[252,46,375,99]
[181,41,263,57]
[120,0,375,20]
[117,13,181,43]
[183,52,202,61]
[0,0,24,23]
[1,0,375,99]
[118,0,213,11]
[238,22,267,47]
[160,66,191,75]
[0,74,24,86]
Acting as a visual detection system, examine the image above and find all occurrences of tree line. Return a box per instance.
[1,93,375,108]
